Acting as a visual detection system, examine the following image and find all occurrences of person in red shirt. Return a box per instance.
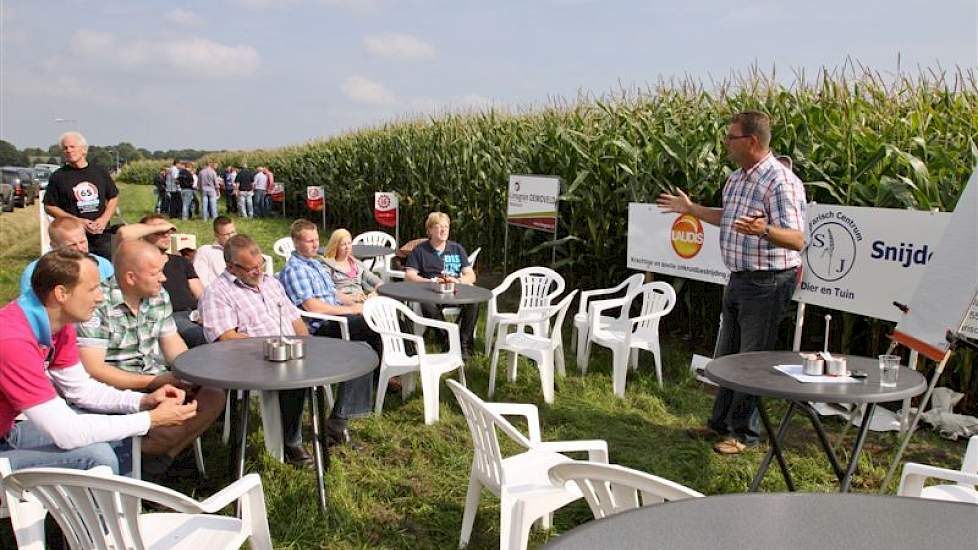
[0,249,196,474]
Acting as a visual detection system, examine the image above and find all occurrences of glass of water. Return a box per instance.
[878,355,901,387]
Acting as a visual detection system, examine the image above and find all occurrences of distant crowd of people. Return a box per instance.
[153,160,277,221]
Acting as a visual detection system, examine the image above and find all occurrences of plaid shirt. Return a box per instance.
[719,153,806,272]
[76,277,177,375]
[199,270,301,341]
[278,253,341,332]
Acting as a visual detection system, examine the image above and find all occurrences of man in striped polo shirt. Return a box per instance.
[658,111,806,455]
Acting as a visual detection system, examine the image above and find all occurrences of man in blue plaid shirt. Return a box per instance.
[658,111,806,455]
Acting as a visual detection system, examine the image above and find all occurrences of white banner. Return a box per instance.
[627,202,952,322]
[627,203,730,285]
[507,175,559,233]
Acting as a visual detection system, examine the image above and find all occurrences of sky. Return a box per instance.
[1,0,976,151]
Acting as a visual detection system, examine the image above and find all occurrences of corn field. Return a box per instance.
[118,66,978,410]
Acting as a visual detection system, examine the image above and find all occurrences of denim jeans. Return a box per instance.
[238,191,254,218]
[180,189,195,220]
[254,189,267,217]
[201,193,219,221]
[172,310,207,348]
[708,268,798,444]
[0,418,132,475]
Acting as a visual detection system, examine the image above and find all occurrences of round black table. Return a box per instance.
[378,281,493,305]
[173,336,377,512]
[705,351,927,492]
[541,493,978,549]
[352,244,395,259]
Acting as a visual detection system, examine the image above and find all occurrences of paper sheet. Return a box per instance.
[774,364,861,384]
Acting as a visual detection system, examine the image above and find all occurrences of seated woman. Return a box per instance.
[322,228,384,303]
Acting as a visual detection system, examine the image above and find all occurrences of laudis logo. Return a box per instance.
[670,214,704,259]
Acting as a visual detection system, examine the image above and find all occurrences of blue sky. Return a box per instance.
[1,0,975,150]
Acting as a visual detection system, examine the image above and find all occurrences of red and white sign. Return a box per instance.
[306,186,324,212]
[507,175,559,233]
[374,192,398,228]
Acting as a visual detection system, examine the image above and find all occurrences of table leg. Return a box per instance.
[309,387,328,513]
[840,403,876,492]
[237,390,250,480]
[798,402,845,481]
[751,399,796,492]
[227,390,238,475]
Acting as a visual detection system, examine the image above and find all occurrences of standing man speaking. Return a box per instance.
[657,111,806,455]
[44,132,120,260]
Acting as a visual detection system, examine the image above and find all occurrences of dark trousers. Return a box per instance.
[225,190,237,213]
[708,268,797,444]
[172,310,207,348]
[168,191,182,218]
[418,302,478,350]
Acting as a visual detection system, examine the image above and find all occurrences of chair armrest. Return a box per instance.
[533,440,609,463]
[495,308,551,328]
[579,285,625,314]
[898,462,978,497]
[300,311,350,340]
[486,402,541,442]
[590,297,625,318]
[629,309,671,326]
[197,473,265,513]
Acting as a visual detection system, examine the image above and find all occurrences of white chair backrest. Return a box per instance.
[549,462,703,520]
[619,282,676,332]
[4,467,210,549]
[468,247,482,269]
[446,379,533,490]
[262,253,275,277]
[273,237,294,259]
[495,266,565,312]
[578,273,644,316]
[362,296,416,358]
[353,231,396,249]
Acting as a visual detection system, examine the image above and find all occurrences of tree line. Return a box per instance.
[0,139,215,171]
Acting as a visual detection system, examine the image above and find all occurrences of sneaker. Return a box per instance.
[712,438,748,455]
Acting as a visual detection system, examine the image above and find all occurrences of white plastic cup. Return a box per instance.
[878,355,900,387]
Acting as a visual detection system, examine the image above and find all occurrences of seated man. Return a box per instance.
[279,219,380,448]
[77,240,226,477]
[193,216,237,286]
[0,249,197,474]
[198,234,316,467]
[20,217,114,293]
[133,214,207,348]
[405,211,479,354]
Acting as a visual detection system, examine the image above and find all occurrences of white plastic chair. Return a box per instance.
[363,296,465,425]
[490,291,577,404]
[0,458,48,550]
[585,282,676,396]
[485,267,566,356]
[548,461,703,520]
[447,379,608,550]
[443,247,482,322]
[898,434,978,504]
[3,463,272,549]
[574,274,644,373]
[272,236,294,261]
[353,231,397,282]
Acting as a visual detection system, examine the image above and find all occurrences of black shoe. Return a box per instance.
[284,444,314,469]
[323,423,366,452]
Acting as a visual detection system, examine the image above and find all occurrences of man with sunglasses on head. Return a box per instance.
[657,111,806,455]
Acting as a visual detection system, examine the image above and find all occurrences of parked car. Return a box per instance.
[1,167,39,207]
[0,180,13,212]
[34,163,61,190]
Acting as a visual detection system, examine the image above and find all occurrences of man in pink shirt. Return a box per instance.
[0,249,197,474]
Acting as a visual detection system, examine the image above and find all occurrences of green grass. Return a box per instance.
[0,184,968,548]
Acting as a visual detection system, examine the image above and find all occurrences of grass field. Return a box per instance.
[0,184,967,549]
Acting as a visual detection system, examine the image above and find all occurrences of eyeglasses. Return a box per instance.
[231,257,265,274]
[724,134,752,141]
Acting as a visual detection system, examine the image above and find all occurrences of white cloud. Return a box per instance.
[234,0,303,9]
[71,30,259,77]
[320,0,381,13]
[165,8,203,26]
[364,32,436,61]
[342,76,397,105]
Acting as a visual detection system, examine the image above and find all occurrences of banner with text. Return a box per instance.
[627,203,953,321]
[507,175,559,233]
[374,192,398,228]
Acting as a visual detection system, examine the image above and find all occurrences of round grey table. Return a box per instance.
[173,336,377,512]
[378,281,493,305]
[705,351,927,492]
[541,493,978,549]
[352,244,395,259]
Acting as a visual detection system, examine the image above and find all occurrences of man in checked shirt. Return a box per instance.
[658,111,806,455]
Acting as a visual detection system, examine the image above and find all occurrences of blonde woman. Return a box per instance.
[323,228,384,303]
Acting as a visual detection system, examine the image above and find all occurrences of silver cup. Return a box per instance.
[288,338,305,359]
[825,357,848,377]
[801,354,824,376]
[264,338,289,362]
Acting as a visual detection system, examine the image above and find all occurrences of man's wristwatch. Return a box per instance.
[760,227,770,239]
